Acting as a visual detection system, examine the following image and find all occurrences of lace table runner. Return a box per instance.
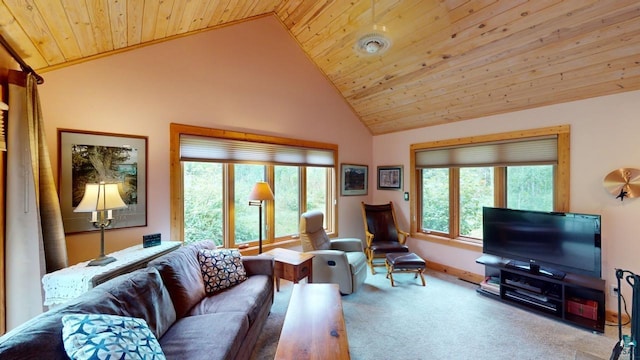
[42,241,181,307]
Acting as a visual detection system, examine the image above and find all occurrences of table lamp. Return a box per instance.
[74,182,127,266]
[248,182,274,254]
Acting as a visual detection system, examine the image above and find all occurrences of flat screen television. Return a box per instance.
[482,207,602,279]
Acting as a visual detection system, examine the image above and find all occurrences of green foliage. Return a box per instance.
[183,162,223,246]
[306,167,328,213]
[421,168,449,232]
[183,163,331,246]
[275,166,299,237]
[507,165,553,211]
[234,164,265,243]
[459,167,494,238]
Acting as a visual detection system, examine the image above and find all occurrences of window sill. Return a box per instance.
[239,238,301,256]
[411,232,482,252]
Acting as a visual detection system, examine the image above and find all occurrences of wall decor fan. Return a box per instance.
[603,168,640,201]
[355,0,392,55]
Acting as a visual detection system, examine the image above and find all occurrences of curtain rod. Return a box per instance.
[0,34,44,84]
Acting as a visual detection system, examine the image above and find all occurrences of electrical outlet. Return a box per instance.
[610,284,619,297]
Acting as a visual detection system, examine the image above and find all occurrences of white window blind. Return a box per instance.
[415,136,557,168]
[180,134,335,167]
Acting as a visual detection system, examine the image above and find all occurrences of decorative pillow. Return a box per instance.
[61,313,166,360]
[198,248,248,294]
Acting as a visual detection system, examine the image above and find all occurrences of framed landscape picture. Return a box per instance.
[341,163,368,196]
[58,129,148,233]
[377,165,402,190]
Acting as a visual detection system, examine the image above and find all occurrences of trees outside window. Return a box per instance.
[182,162,333,248]
[421,168,449,233]
[275,166,300,238]
[459,167,494,239]
[183,162,223,245]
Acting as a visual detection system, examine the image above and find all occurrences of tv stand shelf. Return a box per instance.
[476,254,605,333]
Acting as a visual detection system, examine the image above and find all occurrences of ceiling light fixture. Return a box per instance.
[355,0,392,56]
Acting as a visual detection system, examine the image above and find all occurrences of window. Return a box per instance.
[183,162,223,245]
[421,168,449,233]
[506,165,554,211]
[171,124,338,250]
[459,167,494,238]
[274,165,300,238]
[412,126,570,245]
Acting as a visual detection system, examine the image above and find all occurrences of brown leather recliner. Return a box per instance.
[299,210,367,295]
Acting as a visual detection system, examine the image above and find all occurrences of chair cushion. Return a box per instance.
[370,242,409,254]
[386,252,425,269]
[159,313,249,360]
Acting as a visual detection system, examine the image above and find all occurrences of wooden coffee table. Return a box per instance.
[275,283,350,359]
[262,248,314,291]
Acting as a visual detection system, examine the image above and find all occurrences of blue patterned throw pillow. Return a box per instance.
[61,314,166,360]
[198,248,248,294]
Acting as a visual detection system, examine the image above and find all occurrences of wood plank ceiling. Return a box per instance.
[0,0,639,135]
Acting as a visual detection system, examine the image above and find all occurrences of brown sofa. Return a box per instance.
[0,241,274,360]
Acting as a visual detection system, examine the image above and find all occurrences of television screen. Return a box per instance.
[482,207,601,278]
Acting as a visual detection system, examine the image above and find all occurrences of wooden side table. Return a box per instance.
[263,248,314,291]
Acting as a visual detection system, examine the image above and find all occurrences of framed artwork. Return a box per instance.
[341,163,368,196]
[377,165,403,190]
[58,129,148,234]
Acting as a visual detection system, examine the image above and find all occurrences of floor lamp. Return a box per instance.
[248,182,274,254]
[74,182,128,266]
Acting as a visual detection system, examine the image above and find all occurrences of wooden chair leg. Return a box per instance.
[366,249,376,274]
[418,269,426,286]
[385,261,395,287]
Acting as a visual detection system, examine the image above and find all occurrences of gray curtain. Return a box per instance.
[5,71,67,330]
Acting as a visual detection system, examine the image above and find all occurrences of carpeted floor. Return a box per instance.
[250,269,620,360]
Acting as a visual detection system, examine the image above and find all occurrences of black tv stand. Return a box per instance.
[505,260,566,280]
[477,254,605,333]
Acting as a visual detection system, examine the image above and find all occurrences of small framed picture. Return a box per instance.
[377,165,403,190]
[341,163,368,196]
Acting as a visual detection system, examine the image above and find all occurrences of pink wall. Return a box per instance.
[38,15,372,264]
[372,90,640,310]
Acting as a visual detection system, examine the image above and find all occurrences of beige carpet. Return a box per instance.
[251,269,619,360]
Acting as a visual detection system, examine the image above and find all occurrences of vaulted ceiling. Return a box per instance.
[1,0,639,135]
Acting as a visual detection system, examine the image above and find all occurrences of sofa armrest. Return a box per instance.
[330,238,364,252]
[242,256,274,277]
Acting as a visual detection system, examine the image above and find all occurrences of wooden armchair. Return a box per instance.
[360,202,409,274]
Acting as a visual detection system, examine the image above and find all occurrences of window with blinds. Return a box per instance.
[410,126,570,245]
[170,123,338,249]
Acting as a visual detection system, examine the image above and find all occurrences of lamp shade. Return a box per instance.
[74,182,127,212]
[248,182,274,202]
